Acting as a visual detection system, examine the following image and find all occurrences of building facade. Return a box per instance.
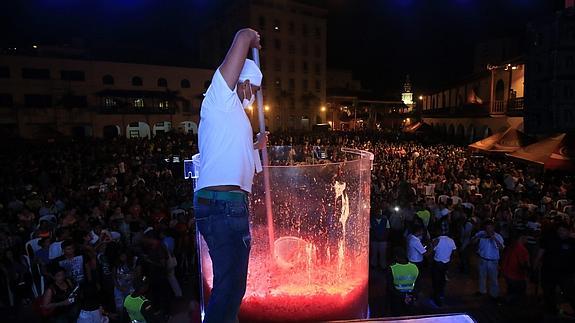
[326,69,407,131]
[525,4,575,134]
[0,55,213,139]
[420,60,525,142]
[199,0,327,131]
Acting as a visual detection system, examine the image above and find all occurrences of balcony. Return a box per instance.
[98,106,176,115]
[491,100,506,114]
[422,98,524,118]
[507,97,524,115]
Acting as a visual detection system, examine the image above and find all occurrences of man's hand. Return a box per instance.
[254,131,269,150]
[220,28,261,90]
[247,29,262,49]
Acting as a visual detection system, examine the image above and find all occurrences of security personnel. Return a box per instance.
[124,277,155,323]
[387,247,419,316]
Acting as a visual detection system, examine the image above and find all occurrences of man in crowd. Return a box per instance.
[501,231,530,305]
[406,225,427,293]
[431,228,457,307]
[472,220,504,300]
[370,209,390,270]
[387,247,419,316]
[536,222,575,316]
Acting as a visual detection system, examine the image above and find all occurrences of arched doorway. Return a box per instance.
[180,121,198,135]
[483,126,492,139]
[126,122,151,139]
[153,121,172,136]
[456,124,465,138]
[103,125,121,139]
[448,124,455,136]
[495,79,505,100]
[467,125,476,142]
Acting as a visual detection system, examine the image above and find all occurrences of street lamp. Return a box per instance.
[419,95,423,100]
[320,106,326,112]
[265,105,270,111]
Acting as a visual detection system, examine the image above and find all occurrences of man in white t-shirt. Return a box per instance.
[431,229,457,307]
[407,226,427,293]
[193,28,266,323]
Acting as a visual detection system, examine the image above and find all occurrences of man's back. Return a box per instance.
[196,69,255,193]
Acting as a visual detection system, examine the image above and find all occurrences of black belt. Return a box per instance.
[479,256,498,261]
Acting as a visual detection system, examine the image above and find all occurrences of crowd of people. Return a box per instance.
[0,134,201,322]
[0,130,573,322]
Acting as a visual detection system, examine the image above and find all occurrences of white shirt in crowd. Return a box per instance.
[407,234,427,263]
[473,230,505,260]
[434,235,457,263]
[195,69,260,193]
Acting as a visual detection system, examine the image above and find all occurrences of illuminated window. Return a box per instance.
[133,98,144,108]
[159,100,169,109]
[103,97,117,108]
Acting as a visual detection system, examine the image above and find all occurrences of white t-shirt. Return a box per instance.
[196,69,260,193]
[434,236,457,263]
[407,234,426,263]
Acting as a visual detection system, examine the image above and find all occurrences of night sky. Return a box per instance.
[0,0,560,96]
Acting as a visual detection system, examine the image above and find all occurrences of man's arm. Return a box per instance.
[220,29,261,90]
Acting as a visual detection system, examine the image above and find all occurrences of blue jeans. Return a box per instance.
[478,258,499,297]
[194,194,251,323]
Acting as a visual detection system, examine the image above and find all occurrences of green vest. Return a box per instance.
[391,263,419,292]
[416,210,431,227]
[124,294,147,323]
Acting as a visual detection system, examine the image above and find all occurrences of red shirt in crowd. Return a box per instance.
[501,242,530,281]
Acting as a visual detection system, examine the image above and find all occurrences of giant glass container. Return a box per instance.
[197,147,373,322]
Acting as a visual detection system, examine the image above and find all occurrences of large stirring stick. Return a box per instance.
[252,48,275,258]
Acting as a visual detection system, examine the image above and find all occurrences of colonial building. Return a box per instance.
[420,59,525,142]
[199,0,327,131]
[326,69,407,131]
[525,2,575,134]
[0,54,213,139]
